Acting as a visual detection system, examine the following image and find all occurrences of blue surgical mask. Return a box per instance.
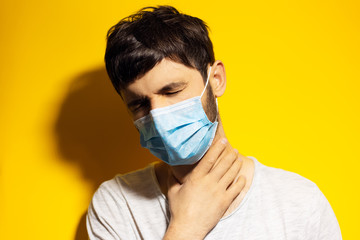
[134,67,218,166]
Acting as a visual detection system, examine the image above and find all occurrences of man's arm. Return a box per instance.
[163,138,245,240]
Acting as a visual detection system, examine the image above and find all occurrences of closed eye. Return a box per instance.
[127,97,150,113]
[157,81,188,96]
[164,90,182,96]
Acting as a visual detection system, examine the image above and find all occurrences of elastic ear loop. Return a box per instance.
[200,66,218,123]
[200,66,212,98]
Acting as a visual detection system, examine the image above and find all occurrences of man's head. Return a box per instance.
[105,6,226,122]
[105,5,228,167]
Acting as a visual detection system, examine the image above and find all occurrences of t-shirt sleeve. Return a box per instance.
[86,182,135,240]
[303,185,342,240]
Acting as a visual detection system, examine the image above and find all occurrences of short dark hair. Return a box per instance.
[105,5,215,95]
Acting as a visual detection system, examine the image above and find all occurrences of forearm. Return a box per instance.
[163,221,206,240]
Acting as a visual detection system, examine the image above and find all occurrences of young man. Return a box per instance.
[87,6,341,239]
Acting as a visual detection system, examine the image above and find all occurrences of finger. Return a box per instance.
[219,157,243,188]
[210,144,233,171]
[226,175,246,201]
[194,137,228,176]
[210,148,238,181]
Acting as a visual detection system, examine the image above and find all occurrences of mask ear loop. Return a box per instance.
[200,66,218,123]
[200,66,212,98]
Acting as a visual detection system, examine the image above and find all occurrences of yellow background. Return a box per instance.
[1,0,359,239]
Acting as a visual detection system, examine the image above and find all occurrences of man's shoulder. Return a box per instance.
[251,156,320,202]
[93,163,160,202]
[247,157,341,239]
[87,163,169,239]
[257,157,316,188]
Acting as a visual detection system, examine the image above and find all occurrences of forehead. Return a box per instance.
[121,59,203,100]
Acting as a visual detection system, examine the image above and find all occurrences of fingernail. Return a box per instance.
[221,138,228,144]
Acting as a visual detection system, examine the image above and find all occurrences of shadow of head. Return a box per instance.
[54,67,157,190]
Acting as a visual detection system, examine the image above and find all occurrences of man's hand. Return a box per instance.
[163,138,245,240]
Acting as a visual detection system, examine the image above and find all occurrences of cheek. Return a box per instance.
[177,90,196,101]
[184,80,206,99]
[132,110,148,121]
[203,87,217,122]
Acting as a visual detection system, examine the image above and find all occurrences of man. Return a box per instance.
[87,6,341,239]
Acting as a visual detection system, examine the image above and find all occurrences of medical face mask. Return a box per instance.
[134,67,218,166]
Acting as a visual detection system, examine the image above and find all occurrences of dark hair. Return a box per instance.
[105,5,215,94]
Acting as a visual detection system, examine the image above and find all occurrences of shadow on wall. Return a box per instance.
[54,67,158,240]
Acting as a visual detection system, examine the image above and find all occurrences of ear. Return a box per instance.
[209,60,226,97]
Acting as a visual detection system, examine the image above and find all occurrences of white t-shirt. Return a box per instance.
[86,156,342,239]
